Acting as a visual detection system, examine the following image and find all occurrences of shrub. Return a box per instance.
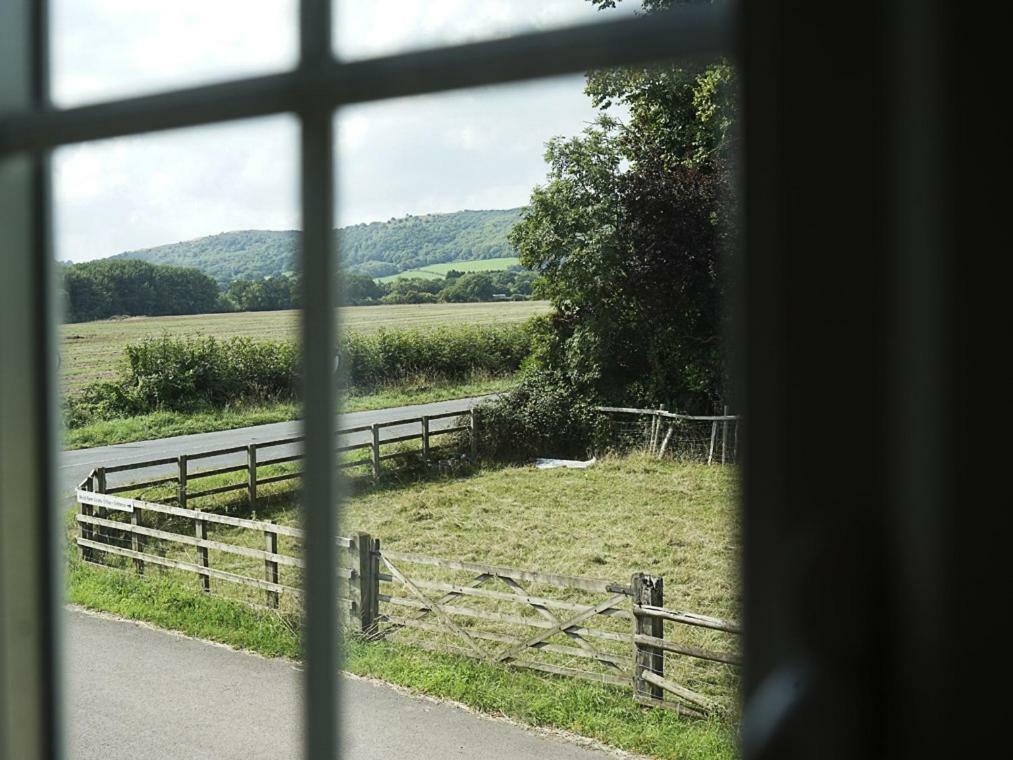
[341,325,531,389]
[65,324,534,427]
[474,371,603,462]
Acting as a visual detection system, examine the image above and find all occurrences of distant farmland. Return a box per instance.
[377,257,521,282]
[60,300,550,392]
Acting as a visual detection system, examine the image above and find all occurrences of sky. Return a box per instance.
[51,0,636,263]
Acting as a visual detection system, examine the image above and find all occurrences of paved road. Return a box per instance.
[60,396,492,497]
[66,609,619,760]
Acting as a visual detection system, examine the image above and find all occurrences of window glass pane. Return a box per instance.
[50,0,298,107]
[333,0,636,60]
[335,74,603,228]
[54,117,306,759]
[332,54,740,753]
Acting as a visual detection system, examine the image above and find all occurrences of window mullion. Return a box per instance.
[298,1,338,759]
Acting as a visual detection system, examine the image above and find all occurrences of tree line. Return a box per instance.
[61,259,535,323]
[477,0,735,459]
[106,209,523,286]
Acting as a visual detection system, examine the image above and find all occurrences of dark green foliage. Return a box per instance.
[340,209,524,276]
[475,372,603,461]
[109,209,524,287]
[223,275,295,312]
[380,277,443,305]
[377,271,534,305]
[61,259,222,323]
[344,274,386,305]
[475,0,736,461]
[66,325,533,426]
[440,273,496,303]
[110,230,299,288]
[343,326,532,390]
[508,0,734,412]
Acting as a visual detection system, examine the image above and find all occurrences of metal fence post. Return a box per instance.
[632,572,664,702]
[265,522,279,608]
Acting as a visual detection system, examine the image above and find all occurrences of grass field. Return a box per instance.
[68,455,739,759]
[376,257,522,282]
[60,300,549,393]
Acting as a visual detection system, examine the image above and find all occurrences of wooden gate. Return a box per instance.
[377,550,636,688]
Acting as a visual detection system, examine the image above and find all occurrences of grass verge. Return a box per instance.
[66,456,739,759]
[63,375,515,449]
[68,563,735,760]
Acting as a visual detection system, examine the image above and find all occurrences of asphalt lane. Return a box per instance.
[65,609,620,760]
[59,396,493,497]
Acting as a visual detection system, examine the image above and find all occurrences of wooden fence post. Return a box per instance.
[131,505,144,574]
[370,424,380,481]
[247,443,258,510]
[650,406,665,454]
[79,471,94,561]
[470,408,478,462]
[632,573,665,702]
[94,466,108,521]
[195,508,209,593]
[421,416,430,465]
[357,531,379,635]
[721,405,729,464]
[264,522,279,608]
[707,420,718,465]
[178,454,188,509]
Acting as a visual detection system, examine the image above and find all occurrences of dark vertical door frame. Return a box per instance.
[738,4,891,758]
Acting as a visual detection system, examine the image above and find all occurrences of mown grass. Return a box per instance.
[60,300,549,392]
[66,455,739,759]
[63,374,515,450]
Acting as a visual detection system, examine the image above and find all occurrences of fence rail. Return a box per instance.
[74,405,738,716]
[82,410,478,510]
[597,406,740,464]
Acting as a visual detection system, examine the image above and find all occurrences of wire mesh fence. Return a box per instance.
[598,407,739,464]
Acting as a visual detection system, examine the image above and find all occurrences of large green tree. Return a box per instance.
[510,0,735,411]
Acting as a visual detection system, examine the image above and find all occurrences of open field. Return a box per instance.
[377,257,522,282]
[68,455,739,759]
[60,300,549,392]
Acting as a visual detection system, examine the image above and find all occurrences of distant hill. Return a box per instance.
[110,208,525,287]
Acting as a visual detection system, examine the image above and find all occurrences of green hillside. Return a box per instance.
[377,257,522,282]
[110,208,525,287]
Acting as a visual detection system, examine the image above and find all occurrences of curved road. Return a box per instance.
[64,398,628,759]
[60,396,493,496]
[66,609,625,760]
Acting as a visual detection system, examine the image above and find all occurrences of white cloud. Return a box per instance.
[51,1,298,107]
[51,0,633,262]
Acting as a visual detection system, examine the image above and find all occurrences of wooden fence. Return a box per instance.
[89,409,477,509]
[75,481,739,716]
[597,406,740,464]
